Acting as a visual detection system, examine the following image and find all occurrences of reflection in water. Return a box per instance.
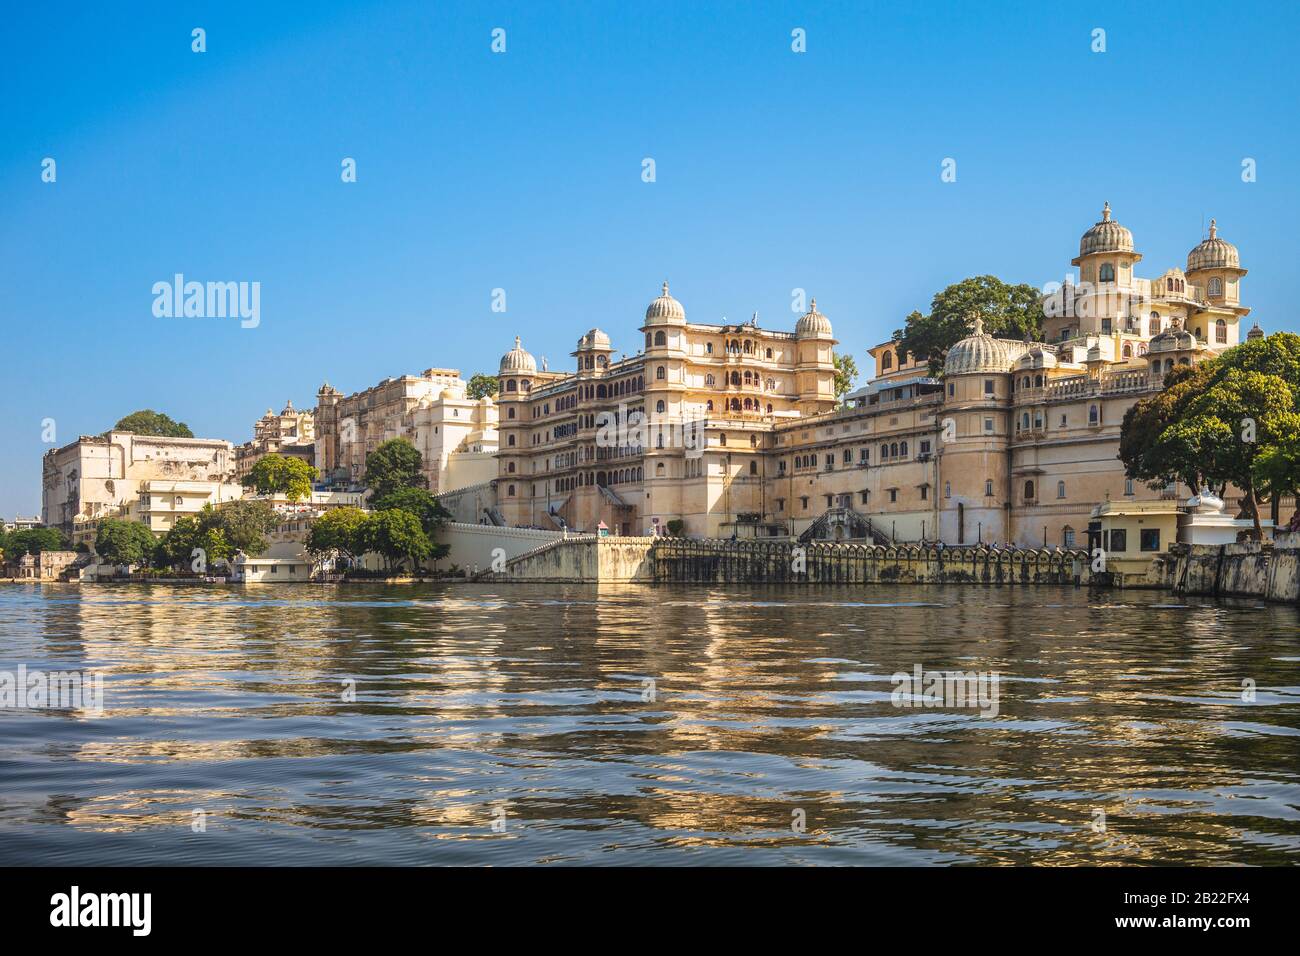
[0,583,1298,865]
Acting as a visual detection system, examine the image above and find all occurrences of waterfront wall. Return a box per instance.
[484,536,656,583]
[1157,534,1300,602]
[482,537,1088,585]
[438,522,569,573]
[652,540,1089,585]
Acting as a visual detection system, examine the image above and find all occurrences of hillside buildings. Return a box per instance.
[235,400,316,481]
[313,368,498,495]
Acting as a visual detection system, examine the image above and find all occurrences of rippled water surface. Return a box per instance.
[1,582,1298,865]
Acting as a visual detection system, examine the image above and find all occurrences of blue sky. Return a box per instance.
[2,0,1297,518]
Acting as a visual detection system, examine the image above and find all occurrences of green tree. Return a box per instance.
[112,409,194,438]
[357,509,432,571]
[832,353,858,403]
[305,507,367,568]
[363,438,426,499]
[157,515,233,570]
[894,275,1045,375]
[242,453,317,501]
[3,526,67,558]
[214,499,279,555]
[94,519,157,567]
[466,373,499,400]
[1119,363,1217,492]
[371,487,450,534]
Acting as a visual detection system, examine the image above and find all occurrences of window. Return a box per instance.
[508,407,515,419]
[1057,480,1066,499]
[654,331,666,346]
[920,485,928,501]
[842,449,851,463]
[984,379,994,395]
[1099,262,1115,282]
[749,461,758,475]
[1063,528,1075,548]
[765,348,773,359]
[1125,479,1134,496]
[1208,277,1222,297]
[1122,343,1132,358]
[984,417,994,433]
[507,484,515,496]
[800,496,809,510]
[860,490,869,504]
[888,489,897,503]
[1140,528,1161,552]
[507,434,515,446]
[1024,480,1035,501]
[919,440,931,455]
[882,351,893,370]
[1110,529,1128,553]
[655,400,665,413]
[944,481,952,498]
[1216,319,1227,343]
[1101,318,1112,334]
[1149,313,1161,335]
[656,366,666,380]
[948,383,955,397]
[1088,404,1099,425]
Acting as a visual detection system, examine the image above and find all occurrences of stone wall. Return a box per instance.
[1157,534,1300,602]
[482,536,655,583]
[438,522,569,573]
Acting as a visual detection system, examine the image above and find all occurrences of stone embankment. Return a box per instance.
[1155,534,1300,602]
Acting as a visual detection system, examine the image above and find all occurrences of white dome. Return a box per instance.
[499,336,537,373]
[795,298,833,338]
[1078,202,1134,257]
[644,281,686,325]
[944,317,1028,375]
[1187,219,1240,272]
[576,328,611,350]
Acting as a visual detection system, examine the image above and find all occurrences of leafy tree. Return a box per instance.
[214,499,279,555]
[466,373,499,400]
[157,515,232,570]
[242,453,317,501]
[94,519,157,567]
[357,509,432,571]
[371,487,450,534]
[363,438,426,499]
[2,526,67,558]
[833,353,858,402]
[1119,363,1217,492]
[113,409,194,438]
[305,507,367,567]
[894,275,1045,375]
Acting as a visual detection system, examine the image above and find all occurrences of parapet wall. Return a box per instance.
[485,536,656,583]
[1157,535,1300,602]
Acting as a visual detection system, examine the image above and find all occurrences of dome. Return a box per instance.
[1247,321,1264,341]
[499,335,537,373]
[1078,201,1134,258]
[944,317,1029,375]
[795,298,834,338]
[1187,219,1240,272]
[1150,318,1197,353]
[1015,347,1058,370]
[644,281,686,325]
[576,328,611,350]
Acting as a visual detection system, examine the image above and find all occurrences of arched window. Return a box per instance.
[507,462,516,473]
[1138,342,1148,355]
[880,444,889,459]
[719,433,727,445]
[1088,404,1099,424]
[1057,480,1066,499]
[899,441,908,457]
[765,348,773,359]
[766,403,772,413]
[882,351,893,370]
[645,333,652,348]
[749,461,757,475]
[985,479,994,496]
[1034,374,1043,387]
[656,366,666,380]
[944,481,951,498]
[1022,412,1030,429]
[1216,318,1227,343]
[743,340,753,354]
[507,434,515,446]
[507,407,516,419]
[507,484,515,496]
[730,371,741,386]
[705,373,715,386]
[1208,277,1223,297]
[1024,480,1035,501]
[1122,343,1133,358]
[750,434,757,447]
[654,331,666,346]
[506,379,517,391]
[706,400,713,411]
[1149,313,1161,335]
[890,442,899,457]
[1165,358,1174,373]
[1099,262,1115,282]
[655,400,665,413]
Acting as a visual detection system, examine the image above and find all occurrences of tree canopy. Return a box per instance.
[833,353,858,402]
[466,373,499,400]
[242,454,317,501]
[356,508,433,570]
[112,409,194,438]
[363,438,427,499]
[214,499,279,555]
[94,518,158,567]
[304,507,368,565]
[1,526,68,562]
[894,275,1045,375]
[1119,332,1300,537]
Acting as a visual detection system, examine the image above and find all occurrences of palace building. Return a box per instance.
[488,205,1262,551]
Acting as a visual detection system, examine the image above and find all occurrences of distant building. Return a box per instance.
[7,550,79,580]
[42,431,238,542]
[3,516,42,532]
[235,400,317,481]
[314,369,498,496]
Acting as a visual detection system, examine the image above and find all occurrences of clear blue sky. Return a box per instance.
[3,0,1297,518]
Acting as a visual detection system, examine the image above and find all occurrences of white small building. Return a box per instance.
[1178,490,1272,545]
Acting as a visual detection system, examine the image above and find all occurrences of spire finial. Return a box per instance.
[1102,201,1111,222]
[514,335,521,348]
[1209,218,1217,239]
[972,314,984,336]
[810,297,817,312]
[662,280,669,296]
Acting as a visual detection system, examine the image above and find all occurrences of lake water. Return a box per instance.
[1,583,1298,865]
